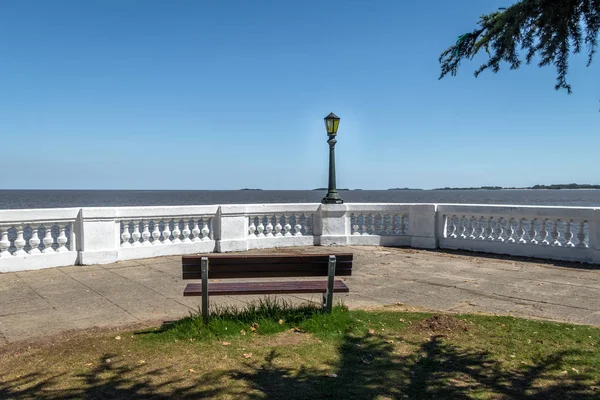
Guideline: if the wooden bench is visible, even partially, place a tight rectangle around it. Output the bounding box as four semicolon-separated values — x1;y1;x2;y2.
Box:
182;253;353;322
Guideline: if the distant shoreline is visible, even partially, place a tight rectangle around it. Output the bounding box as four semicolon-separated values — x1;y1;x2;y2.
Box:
428;184;600;191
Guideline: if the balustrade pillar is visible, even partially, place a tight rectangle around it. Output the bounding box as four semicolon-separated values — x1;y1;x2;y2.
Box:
56;224;69;253
29;226;41;254
182;219;192;243
192;219;201;242
162;221;172;244
201;218;210;241
131;221;142;247
172;220;181;244
121;223;132;247
152;222;162;245
0;226;11;258
42;225;56;253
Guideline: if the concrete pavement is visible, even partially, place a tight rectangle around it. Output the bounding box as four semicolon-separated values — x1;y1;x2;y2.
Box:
1;246;599;345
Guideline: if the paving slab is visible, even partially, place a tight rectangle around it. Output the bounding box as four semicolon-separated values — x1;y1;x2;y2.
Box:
0;245;599;345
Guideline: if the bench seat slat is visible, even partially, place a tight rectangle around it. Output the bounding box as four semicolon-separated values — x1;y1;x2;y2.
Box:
183;280;349;296
182;266;352;280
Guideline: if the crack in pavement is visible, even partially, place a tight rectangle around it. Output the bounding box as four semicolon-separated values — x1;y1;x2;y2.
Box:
58;269;140;321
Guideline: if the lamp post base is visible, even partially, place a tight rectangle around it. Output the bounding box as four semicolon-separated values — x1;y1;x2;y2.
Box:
321;196;344;205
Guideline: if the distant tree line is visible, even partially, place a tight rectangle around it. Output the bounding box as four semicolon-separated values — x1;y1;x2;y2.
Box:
530;184;600;189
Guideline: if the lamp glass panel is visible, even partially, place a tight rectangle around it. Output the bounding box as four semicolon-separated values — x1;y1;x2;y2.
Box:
325;119;334;133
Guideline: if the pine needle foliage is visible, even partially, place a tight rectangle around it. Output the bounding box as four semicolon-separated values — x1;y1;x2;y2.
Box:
439;0;600;93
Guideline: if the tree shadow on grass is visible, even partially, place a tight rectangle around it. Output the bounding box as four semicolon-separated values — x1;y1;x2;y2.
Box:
1;336;598;399
0;352;223;399
227;333;598;399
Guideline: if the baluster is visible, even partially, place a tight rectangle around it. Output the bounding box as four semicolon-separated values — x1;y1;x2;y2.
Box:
517;218;526;243
403;214;409;235
458;216;466;239
368;213;375;235
182;218;192;243
0;226;12;257
121;222;131;247
192;219;201;242
477;217;485;240
540;219;549;245
564;219;574;247
528;218;538;244
496;217;504;242
131;221;142;247
257;217;265;237
468;216;477;239
248;216;256;237
390;214;398;235
172;220;182;244
294;214;303;237
283;215;292;237
162;220;171;244
384;214;392;235
201;218;210;241
448;215;457;238
303;214;311;235
351;214;359;235
264;216;274;237
486;217;494;241
551;219;561;246
361;214;369;236
56;223;68;252
151;220;162;245
274;215;283;237
577;220;588;248
141;220;151;246
13;225;27;256
29;225;41;254
378;213;385;235
506;218;515;243
42;224;56;253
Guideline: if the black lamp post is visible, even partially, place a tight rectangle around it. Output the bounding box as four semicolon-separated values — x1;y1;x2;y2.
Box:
322;112;343;204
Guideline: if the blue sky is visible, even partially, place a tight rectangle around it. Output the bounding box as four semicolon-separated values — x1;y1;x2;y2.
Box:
0;0;598;190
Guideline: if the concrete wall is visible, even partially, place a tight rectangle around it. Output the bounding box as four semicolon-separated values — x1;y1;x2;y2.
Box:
0;203;598;272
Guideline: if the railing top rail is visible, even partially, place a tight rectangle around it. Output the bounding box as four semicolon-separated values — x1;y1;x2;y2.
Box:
0;208;81;224
436;204;598;219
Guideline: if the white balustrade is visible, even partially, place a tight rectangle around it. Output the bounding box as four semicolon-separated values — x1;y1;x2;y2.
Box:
1;203;599;272
248;213;313;238
0;213;78;272
438;204;596;264
120;216;212;247
350;212;408;236
444;213;589;248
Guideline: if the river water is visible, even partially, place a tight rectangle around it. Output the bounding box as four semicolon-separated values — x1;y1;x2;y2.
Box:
1;189;600;209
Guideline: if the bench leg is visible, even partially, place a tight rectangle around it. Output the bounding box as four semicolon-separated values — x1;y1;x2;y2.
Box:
322;255;336;313
201;257;209;324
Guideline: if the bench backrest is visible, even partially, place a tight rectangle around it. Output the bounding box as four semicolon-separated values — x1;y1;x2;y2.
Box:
182;253;353;279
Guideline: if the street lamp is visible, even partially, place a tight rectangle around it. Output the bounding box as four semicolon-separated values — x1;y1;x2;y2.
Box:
322;112;343;204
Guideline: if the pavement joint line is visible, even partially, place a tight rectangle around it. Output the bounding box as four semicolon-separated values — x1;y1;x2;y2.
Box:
489;292;598;311
0;307;56;318
57;268;140;321
104;266;197;312
456;267;600;283
16;275;53;308
410;278;598;311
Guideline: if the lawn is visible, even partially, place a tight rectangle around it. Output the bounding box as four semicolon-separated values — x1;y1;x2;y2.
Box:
1;299;599;399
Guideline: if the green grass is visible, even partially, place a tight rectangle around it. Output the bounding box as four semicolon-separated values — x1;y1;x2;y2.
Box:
1;299;599;399
142;297;357;342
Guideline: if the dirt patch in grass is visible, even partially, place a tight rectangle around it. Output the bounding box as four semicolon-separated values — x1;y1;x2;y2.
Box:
251;330;318;347
416;314;469;333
